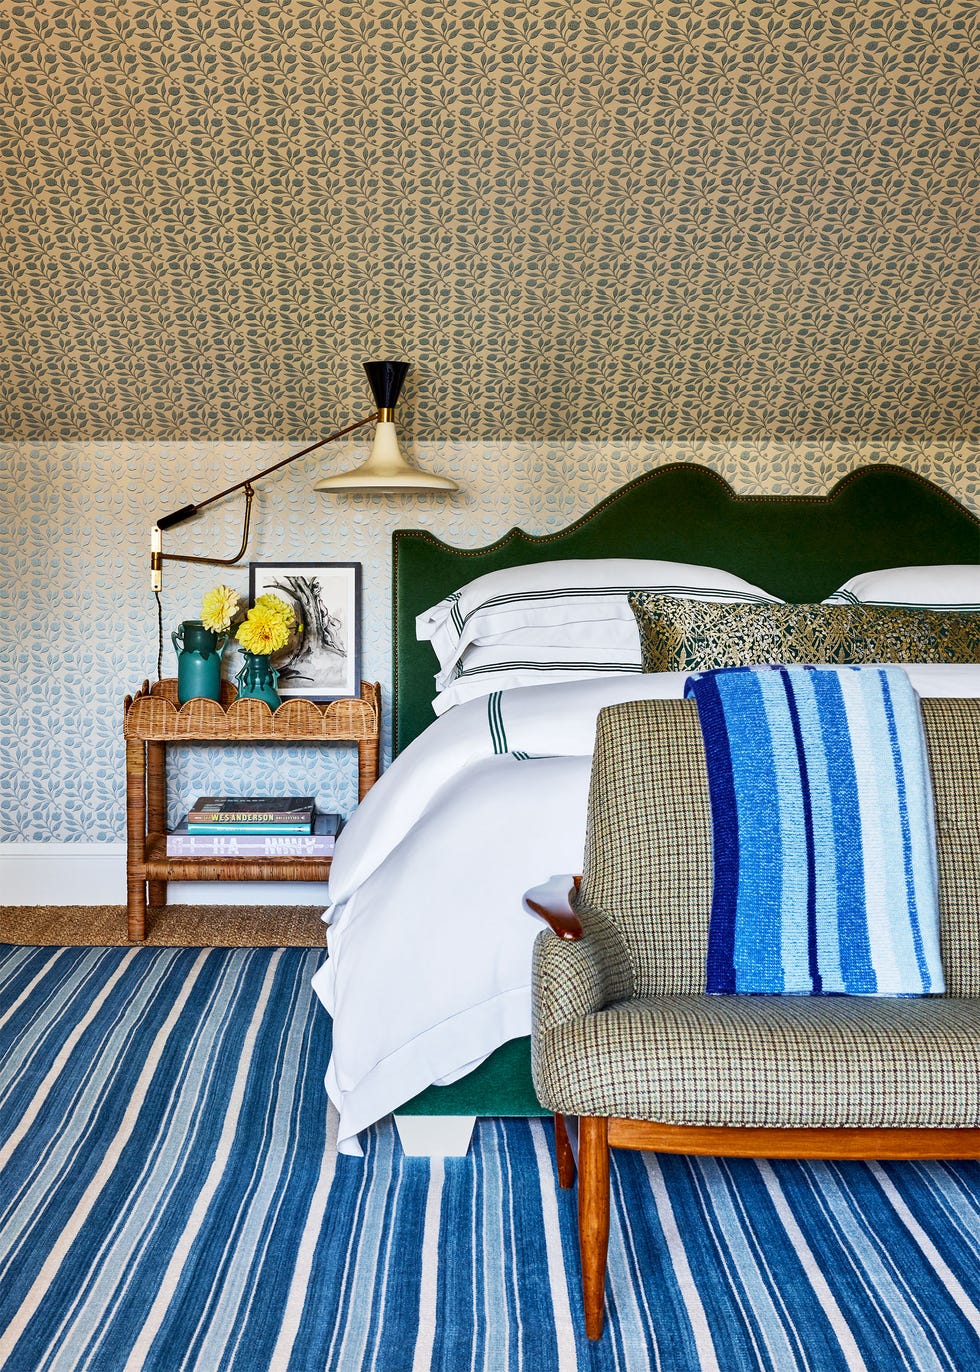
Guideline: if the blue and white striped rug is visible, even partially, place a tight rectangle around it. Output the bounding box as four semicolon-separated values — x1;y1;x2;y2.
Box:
1;945;979;1371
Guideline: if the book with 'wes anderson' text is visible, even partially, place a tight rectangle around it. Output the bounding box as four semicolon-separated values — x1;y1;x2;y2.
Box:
186;796;316;827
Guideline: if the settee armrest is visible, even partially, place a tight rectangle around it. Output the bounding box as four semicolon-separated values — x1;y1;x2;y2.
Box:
523;875;584;941
526;876;633;1027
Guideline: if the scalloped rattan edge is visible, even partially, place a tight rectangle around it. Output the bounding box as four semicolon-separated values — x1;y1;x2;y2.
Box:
124;678;380;742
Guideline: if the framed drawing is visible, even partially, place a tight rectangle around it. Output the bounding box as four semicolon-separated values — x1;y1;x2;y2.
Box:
248;562;361;701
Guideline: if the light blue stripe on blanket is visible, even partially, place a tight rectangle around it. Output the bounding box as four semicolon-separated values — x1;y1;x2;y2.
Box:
802;670;874;991
717;670;787;992
686;665;943;997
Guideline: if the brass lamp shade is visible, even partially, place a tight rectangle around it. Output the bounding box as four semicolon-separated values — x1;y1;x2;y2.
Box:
314;361;458;493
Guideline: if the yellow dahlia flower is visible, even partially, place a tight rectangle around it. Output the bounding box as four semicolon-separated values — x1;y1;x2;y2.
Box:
200;584;241;633
237;603;291;656
253;593;296;629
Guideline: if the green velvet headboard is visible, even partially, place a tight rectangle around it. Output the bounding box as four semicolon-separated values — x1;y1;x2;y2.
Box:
393;463;979;754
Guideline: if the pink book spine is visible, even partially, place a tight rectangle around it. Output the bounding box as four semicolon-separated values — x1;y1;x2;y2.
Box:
166;834;336;857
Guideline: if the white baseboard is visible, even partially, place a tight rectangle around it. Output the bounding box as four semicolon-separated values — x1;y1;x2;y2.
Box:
0;843;330;907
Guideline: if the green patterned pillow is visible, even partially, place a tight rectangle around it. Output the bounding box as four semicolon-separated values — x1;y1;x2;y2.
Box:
628;592;980;673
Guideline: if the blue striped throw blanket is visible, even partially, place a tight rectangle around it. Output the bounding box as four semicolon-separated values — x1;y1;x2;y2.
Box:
685;665;943;996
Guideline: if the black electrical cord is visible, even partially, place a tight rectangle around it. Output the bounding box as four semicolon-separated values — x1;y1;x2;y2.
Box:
154;588;163;682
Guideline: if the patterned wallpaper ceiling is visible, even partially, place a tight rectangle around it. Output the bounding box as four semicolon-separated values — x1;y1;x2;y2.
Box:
2;0;979;443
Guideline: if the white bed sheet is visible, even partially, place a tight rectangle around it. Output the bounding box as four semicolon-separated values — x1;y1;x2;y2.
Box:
312;664;980;1155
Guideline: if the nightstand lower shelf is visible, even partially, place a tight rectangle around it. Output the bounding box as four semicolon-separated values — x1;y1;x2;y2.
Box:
142;835;335;884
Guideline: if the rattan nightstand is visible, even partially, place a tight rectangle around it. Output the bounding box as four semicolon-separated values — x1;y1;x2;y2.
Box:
122;678;381;941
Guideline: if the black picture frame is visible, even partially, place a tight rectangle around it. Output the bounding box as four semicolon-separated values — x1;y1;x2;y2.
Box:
248;562;362;701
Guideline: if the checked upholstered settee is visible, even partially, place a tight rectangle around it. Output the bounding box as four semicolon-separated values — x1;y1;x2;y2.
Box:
525;696;980;1340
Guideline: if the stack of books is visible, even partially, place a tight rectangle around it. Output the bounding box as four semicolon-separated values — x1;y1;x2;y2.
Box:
167;796;343;857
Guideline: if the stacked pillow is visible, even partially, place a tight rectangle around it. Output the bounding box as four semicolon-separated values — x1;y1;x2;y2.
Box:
417;558;781;713
823;564;980;611
629;564;980;674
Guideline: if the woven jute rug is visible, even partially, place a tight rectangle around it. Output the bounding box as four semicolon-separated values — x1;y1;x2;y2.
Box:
0;904;327;947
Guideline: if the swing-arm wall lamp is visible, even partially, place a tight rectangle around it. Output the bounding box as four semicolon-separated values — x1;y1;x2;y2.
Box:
149;360;456;591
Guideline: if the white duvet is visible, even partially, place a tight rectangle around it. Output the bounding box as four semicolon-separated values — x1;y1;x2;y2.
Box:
312;664;980;1155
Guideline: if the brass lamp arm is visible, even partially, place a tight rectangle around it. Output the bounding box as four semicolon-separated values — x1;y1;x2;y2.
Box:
150;411;378;589
160;484;256;570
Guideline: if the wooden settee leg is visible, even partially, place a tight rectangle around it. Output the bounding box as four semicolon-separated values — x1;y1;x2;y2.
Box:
579;1115;610;1340
555;1113;576;1187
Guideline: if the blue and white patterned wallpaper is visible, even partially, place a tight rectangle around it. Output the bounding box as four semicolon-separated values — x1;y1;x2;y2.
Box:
0;437;976;842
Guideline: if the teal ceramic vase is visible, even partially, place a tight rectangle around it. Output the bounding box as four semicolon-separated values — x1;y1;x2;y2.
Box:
172;620;228;704
236;650;282;710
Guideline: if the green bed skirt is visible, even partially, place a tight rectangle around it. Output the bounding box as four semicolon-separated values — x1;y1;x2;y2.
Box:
396;1037;548;1117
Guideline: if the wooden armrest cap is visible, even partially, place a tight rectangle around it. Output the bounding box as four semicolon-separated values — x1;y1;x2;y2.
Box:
523;875;583;941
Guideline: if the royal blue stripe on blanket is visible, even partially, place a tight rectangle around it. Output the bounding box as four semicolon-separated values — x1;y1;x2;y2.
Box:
685;665;943;997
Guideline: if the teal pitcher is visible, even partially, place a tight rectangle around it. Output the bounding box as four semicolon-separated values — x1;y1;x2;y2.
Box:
235;650;282;710
172;620;228;704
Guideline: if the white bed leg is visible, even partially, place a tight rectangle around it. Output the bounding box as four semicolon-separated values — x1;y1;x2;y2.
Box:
394;1114;476;1157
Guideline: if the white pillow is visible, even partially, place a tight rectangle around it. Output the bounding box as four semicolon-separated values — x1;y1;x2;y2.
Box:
826;564;980;610
419;558;782;713
431;645;646;714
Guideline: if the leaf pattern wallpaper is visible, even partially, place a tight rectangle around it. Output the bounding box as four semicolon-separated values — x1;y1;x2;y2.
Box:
1;1;978;844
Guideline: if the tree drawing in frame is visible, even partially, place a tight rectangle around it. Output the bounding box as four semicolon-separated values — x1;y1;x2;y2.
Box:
249;563;361;700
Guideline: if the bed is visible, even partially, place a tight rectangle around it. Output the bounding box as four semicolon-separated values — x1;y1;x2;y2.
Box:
311;462;980;1156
